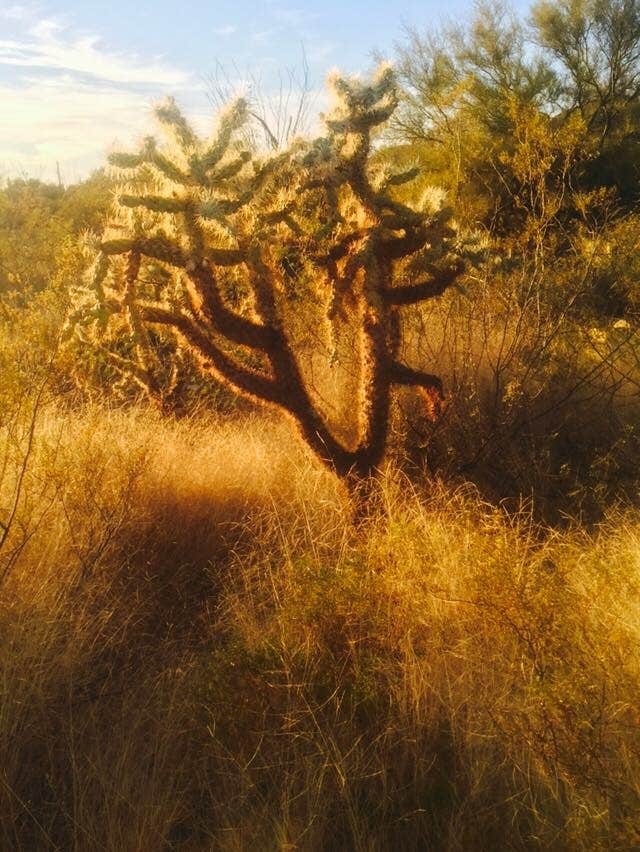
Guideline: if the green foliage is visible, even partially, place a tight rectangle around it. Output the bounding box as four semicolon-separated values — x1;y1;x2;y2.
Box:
382;0;640;516
0;173;111;302
394;0;640;231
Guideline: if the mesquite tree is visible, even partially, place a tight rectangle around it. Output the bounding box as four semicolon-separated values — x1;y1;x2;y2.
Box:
69;67;463;479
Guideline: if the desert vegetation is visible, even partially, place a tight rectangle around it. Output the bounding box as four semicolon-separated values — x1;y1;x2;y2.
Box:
2;0;640;848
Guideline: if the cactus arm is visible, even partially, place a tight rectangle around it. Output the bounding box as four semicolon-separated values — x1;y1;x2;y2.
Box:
155;98;198;149
137;303;280;404
198;194;253;220
312;232;363;266
382;225;433;260
109;145;191;186
198;100;248;174
101;237;187;268
187;263;277;352
258;205;301;233
118;194;189;214
100;239;250;280
205;248;245;266
390;361;444;397
390;361;445;421
121;252;164;397
353;252;395;473
383;263;464;305
208;151;251;182
101;243;269;350
99;348;160;396
380;167;420;191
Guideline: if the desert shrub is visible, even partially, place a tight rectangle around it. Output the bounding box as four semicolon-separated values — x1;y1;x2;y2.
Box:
381;227;640;521
0;174;111;302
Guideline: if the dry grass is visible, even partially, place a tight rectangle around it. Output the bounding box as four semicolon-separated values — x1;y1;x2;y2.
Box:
1;406;639;850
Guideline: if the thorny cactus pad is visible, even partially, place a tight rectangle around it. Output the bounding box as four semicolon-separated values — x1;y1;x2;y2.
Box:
69;67;464;479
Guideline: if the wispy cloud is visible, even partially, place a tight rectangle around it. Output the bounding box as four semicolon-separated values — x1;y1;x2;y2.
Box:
0;18;190;86
251;28;279;45
2;74;151;163
306;41;337;64
267;3;321;29
0;10;196;180
213;25;237;38
0;4;29;22
0;3;343;182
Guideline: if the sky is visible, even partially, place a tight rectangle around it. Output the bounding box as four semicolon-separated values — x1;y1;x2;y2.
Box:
1;0;526;183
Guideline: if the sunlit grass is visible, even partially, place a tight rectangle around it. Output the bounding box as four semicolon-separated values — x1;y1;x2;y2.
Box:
1;406;639;849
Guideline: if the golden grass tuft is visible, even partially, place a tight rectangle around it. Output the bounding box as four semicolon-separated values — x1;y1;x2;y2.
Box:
1;406;639;849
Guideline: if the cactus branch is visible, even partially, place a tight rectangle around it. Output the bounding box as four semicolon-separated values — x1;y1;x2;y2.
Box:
390;361;444;397
137;302;279;403
384;262;464;305
186;262;276;351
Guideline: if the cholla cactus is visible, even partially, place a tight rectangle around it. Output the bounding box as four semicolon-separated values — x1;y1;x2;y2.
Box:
70;67;463;479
